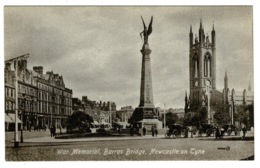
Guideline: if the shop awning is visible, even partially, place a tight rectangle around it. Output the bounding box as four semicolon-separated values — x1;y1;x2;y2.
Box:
5;113;22;123
5;113;13;123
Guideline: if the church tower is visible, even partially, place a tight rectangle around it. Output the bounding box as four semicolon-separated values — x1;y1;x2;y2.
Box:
189;19;216;110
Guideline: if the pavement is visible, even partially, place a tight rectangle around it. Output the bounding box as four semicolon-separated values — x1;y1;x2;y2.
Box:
10;134;165;143
7;130;254;143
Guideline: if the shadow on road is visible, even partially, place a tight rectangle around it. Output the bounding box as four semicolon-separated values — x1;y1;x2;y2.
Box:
5;142;78;149
198;136;254;141
240;155;254;160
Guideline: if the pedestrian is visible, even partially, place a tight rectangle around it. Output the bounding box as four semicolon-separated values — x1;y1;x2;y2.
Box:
50;125;53;137
130;125;134;136
215;126;221;139
151;125;155;137
242;126;247;140
184;128;188;138
198;126;202;137
53;125;56;137
221;127;225;138
142;126;146;136
154;126;158;137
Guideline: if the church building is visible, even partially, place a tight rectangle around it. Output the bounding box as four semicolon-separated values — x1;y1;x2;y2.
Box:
185;19;253;128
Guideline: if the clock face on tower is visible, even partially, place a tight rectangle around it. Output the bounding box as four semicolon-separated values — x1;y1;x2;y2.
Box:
194;81;198;87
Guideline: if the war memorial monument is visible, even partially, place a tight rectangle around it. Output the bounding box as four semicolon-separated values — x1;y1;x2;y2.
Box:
129;16;162;129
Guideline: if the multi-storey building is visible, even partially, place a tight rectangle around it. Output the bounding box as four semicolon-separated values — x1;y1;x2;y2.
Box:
4;58;73;130
33;66;73;128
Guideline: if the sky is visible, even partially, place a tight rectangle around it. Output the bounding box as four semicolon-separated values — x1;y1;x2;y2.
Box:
4;6;253;109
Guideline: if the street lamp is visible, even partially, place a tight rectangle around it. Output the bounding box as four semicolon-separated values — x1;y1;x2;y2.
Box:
20;94;26;143
5;53;29;148
205;80;211;124
164;103;166;129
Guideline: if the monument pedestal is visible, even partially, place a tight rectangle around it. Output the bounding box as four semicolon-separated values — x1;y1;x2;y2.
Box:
131;107;162;129
138;119;162;130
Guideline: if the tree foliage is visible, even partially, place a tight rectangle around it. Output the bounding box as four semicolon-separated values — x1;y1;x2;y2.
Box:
183;107;207;127
165;112;178;126
234;105;249;127
213;110;231;126
67;111;94;130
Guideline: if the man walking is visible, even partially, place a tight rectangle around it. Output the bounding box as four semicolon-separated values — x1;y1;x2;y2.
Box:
242;126;247;140
142;126;146;136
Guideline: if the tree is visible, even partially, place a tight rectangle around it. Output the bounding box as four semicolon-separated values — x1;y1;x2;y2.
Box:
234;105;249;128
165;112;178;126
183;112;193;126
213;110;231;126
246;103;254;128
67;111;94;131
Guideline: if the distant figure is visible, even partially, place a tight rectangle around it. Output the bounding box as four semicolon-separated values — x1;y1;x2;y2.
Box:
242;126;247;140
198;126;202;137
154;126;158;137
142;126;147;136
53;125;56;137
151;125;155;137
50;125;56;137
215;126;221;139
50;125;53;137
184;128;188;138
130;125;134;136
221;127;225;138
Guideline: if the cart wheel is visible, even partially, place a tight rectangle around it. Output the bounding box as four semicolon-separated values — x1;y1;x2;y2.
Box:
165;132;170;139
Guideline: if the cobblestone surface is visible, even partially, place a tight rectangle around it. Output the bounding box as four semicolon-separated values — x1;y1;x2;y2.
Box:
5;132;254;161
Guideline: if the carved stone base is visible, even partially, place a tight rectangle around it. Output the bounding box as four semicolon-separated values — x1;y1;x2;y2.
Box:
138;119;163;130
130;107;162;129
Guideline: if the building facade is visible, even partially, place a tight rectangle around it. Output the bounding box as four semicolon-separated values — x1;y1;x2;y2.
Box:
188;19;216;111
4;58;73;130
115;106;134;123
33;66;73;128
72;96;117;124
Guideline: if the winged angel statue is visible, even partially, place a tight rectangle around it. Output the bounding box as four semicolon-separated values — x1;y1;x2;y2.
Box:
140;16;153;44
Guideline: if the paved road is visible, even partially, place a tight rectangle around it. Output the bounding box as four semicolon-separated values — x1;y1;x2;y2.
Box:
5;132;254;161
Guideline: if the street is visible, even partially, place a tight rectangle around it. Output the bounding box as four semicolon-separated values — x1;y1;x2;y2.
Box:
5;131;254;161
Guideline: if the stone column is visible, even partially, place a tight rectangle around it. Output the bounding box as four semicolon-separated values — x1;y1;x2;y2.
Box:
139;43;154;108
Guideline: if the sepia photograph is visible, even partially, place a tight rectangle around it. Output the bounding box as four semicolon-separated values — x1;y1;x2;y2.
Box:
3;5;255;162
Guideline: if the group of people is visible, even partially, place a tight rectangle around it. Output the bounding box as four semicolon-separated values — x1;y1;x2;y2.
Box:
141;125;158;137
214;125;247;139
129;125;158;137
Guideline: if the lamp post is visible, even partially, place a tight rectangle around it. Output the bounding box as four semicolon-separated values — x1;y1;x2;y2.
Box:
5;53;29;148
205;80;211;124
20;94;26;143
109;103;112;127
164;103;166;129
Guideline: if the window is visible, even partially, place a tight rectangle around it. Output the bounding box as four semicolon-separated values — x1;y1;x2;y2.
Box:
7;88;9;96
193;55;199;78
204;53;211;77
6;102;8;110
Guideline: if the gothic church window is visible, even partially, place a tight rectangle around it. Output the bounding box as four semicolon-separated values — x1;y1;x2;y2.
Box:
204;53;211;77
193;54;199;78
